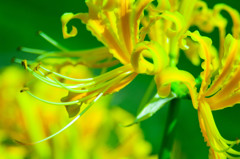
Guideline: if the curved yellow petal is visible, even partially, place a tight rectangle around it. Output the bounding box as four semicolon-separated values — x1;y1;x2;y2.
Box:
186;31;213;99
206;34;239;97
183;37;201;66
193;2;211;29
207;65;240;109
131;41;169;75
214;4;240;39
207;93;240;111
61;13;88;39
178;0;197;30
61;4;131;64
133;0;153;44
156;0;170;11
116;0;135;53
102;0;119;10
160;11;185;37
154;67;198;108
86;19;131;64
198;102;240;158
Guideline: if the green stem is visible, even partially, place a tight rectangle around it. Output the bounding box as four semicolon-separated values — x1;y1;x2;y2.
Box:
137;78;155;113
169;37;179;67
158;98;179;159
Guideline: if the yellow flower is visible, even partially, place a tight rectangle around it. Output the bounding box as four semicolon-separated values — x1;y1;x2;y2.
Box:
14;0;240;157
156;31;240;158
17;0;171;107
15;0;171;142
141;0;197;65
0;66;157;159
143;0;240;67
61;0;169;70
150;2;240;157
17;0;207;114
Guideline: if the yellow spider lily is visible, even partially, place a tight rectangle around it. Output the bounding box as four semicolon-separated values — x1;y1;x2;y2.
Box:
15;0;240;157
156;31;240;158
143;0;240;67
148;3;240;157
141;0;197;65
16;0;171;143
17;0;170;107
18;0;205;112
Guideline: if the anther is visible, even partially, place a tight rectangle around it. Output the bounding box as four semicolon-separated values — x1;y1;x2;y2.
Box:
20;87;29;93
11;57;16;63
36;30;42;35
33;62;42;71
15;139;34;145
236;137;239;145
44;72;53;76
21;60;28;69
17;46;22;51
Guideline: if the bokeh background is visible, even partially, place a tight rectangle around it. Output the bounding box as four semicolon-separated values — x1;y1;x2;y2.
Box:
0;0;240;158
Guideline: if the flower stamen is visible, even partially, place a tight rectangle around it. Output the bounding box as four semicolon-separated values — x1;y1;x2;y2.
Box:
18;47;47;55
37;31;68;51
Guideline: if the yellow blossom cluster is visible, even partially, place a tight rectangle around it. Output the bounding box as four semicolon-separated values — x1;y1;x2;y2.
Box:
15;0;240;158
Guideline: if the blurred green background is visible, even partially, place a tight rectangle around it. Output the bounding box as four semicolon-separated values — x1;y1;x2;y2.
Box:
1;0;240;158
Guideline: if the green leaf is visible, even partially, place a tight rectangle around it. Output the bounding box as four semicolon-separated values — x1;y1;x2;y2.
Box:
123;92;177;127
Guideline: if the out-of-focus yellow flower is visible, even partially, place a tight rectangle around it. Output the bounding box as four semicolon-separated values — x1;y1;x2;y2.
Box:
0;66;156;159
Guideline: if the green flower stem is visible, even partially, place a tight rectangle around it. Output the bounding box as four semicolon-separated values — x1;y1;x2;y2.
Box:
158;98;179;159
137;78;156;113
